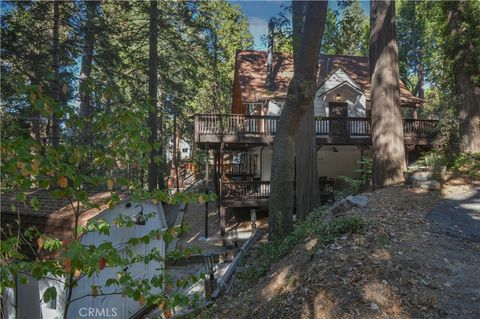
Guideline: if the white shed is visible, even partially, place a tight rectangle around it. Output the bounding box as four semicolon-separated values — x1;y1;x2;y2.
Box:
1;193;167;319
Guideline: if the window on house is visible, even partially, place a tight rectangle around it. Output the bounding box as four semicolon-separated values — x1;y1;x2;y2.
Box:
182;148;188;153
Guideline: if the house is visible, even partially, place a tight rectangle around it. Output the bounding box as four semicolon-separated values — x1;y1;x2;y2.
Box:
166;138;193;162
1;190;167;319
194;50;439;236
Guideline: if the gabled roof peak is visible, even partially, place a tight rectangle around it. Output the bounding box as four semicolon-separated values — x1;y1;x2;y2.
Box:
233;50;422;107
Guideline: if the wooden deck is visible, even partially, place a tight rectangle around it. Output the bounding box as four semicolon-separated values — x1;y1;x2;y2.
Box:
196;113;439;236
194;114;439;147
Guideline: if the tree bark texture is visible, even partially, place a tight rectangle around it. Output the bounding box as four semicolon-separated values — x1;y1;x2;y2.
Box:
79;0;98;146
147;0;159;191
30;77;42;143
50;0;60;146
295;102;319;220
369;0;406;189
268;1;327;240
447;1;480;154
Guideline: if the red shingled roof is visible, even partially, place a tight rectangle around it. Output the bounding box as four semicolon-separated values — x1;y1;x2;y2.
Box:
1;190;126;258
234;50;422;106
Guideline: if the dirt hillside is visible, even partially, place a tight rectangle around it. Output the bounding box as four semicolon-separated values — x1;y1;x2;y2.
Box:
198;182;480;319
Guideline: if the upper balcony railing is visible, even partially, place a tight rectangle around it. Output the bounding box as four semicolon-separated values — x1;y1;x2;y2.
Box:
195;114;439;143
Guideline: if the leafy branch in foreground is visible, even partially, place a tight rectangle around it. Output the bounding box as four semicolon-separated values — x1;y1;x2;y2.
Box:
0;83;216;318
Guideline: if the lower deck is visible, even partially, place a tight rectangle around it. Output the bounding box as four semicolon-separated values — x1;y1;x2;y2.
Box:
203;142;430;236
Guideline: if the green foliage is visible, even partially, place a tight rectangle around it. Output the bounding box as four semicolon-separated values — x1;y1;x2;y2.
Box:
397;0;428;93
451;153;480;179
237;210;363;286
259;4;293;54
321;9;339;55
413;150;480;180
0;83;218;315
356;158;373;186
266;1;369;56
416;151;447;169
411;150;447;180
334;0;369;56
42;286;57;304
336;175;362;198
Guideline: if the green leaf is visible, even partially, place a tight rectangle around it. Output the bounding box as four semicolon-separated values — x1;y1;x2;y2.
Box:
39;179;51;189
30;196;40;211
16;192;26;202
43;286;57;303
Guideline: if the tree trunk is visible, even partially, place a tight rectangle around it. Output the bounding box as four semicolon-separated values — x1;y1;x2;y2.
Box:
147;0;159;191
79;0;98;146
269;1;327;240
157;103;166;189
212;31;219;112
447;1;480;154
369;0;406;189
173;113;180;192
50;0;60;146
295;102;319;220
414;51;424;99
412;2;424;100
30;77;42;144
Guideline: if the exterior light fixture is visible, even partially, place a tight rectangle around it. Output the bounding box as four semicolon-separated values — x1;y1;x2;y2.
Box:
133;204;146;225
335;94;342;102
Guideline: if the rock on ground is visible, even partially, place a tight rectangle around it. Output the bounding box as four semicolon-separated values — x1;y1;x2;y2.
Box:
332;195;369;215
416;180;441;191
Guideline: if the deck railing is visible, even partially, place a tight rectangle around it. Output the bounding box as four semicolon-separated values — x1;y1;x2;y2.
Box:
222;181;270;200
195;114;438;140
402;119;439;137
222;163;256;175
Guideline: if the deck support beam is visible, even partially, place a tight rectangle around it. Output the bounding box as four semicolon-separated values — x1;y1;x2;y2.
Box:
219;143;226;238
204;143;209;238
220;206;226;238
405;144;416;166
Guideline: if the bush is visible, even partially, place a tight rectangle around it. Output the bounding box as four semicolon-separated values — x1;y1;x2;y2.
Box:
336;175;362;198
414;150;480;180
356;158;373;186
451;152;480;179
416;151;447;168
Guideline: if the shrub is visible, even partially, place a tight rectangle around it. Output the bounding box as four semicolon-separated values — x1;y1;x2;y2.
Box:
336;175;362;198
356;158;373;186
451;152;480;179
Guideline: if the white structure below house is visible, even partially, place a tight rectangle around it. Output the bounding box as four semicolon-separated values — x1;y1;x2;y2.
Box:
3;200;167;319
166;138;192;162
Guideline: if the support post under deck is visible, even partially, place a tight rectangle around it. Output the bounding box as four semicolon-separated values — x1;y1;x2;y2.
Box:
204;143;209;238
219;143;226;237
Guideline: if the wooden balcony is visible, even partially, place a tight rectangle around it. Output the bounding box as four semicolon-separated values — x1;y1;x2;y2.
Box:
220;179;335;208
194;114;439;147
222;181;270;207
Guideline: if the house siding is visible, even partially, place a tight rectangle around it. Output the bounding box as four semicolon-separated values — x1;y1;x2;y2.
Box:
314;69;367;117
